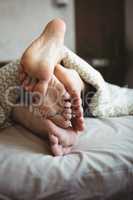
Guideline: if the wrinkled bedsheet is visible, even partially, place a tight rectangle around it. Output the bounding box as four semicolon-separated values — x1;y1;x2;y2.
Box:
0;116;133;200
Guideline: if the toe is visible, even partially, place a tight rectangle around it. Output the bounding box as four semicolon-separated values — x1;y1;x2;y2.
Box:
71;92;82;118
63;108;72;120
71;95;82;109
72;116;85;132
25;78;37;92
49;134;58;145
63;92;71;101
64;101;71;108
50;115;71;129
72;106;83;118
19;72;27;83
63;112;72;120
51;144;63;156
64;108;72;114
78;117;85;131
72;94;83;117
22;75;31;89
59;100;71;109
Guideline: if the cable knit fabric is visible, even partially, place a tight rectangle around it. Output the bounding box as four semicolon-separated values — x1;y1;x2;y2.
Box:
0;60;20;128
62;46;133;117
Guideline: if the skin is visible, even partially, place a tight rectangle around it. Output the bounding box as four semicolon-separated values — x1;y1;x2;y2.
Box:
31;74;73;129
20;18;66;95
12;106;78;156
13;66;85;156
20;18;84;131
15;18;86;155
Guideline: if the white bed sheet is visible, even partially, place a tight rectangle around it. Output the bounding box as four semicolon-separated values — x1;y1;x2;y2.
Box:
0;116;133;200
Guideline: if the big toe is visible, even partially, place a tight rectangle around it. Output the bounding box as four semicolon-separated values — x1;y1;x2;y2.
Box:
49;134;63;156
71;91;83;118
49;134;58;145
72;116;85;132
71;91;81;108
51;144;63;156
44;18;66;39
63;108;72;120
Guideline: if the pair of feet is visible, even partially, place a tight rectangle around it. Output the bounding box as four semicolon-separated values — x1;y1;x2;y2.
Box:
19;18;85;156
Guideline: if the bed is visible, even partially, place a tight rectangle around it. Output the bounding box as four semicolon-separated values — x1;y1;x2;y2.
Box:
0;116;133;200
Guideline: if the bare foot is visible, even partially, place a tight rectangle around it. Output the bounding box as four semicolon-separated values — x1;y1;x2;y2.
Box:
20;18;66;95
32;75;73;129
12;106;77;156
48;120;78;156
55;64;85;131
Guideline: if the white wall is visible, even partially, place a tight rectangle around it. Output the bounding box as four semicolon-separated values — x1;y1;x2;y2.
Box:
0;0;75;61
125;0;133;87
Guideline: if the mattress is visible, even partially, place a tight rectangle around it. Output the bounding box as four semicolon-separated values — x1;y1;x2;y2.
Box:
0;116;133;200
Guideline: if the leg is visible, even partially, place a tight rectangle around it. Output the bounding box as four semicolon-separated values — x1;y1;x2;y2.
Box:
12;106;49;138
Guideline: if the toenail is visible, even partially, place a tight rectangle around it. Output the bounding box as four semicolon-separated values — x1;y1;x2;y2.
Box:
72;114;76;118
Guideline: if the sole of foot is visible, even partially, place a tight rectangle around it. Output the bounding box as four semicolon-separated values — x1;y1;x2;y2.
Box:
32;75;73;129
20;18;66;94
55;64;85;131
47;120;77;156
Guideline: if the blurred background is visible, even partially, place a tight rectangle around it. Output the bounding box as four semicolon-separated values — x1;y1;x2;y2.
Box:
0;0;132;87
